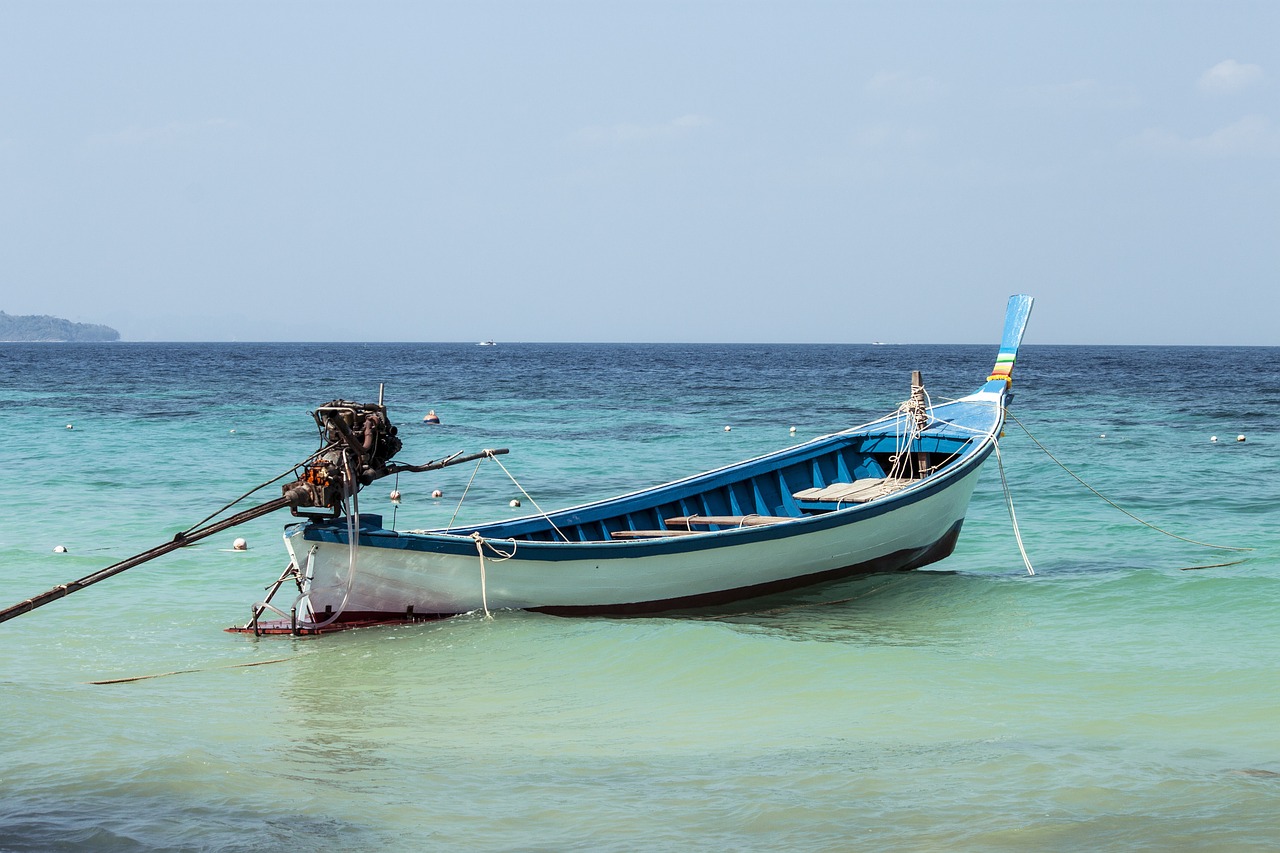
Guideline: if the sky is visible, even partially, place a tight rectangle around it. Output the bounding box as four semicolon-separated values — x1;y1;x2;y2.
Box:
1;1;1277;344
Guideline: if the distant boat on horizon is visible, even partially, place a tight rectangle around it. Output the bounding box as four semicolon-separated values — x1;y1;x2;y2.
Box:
478;340;496;346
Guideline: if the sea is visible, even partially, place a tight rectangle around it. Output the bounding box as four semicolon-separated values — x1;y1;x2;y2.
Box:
0;341;1277;852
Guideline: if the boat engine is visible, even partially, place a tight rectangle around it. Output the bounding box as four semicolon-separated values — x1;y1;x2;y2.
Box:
0;391;507;628
282;400;403;515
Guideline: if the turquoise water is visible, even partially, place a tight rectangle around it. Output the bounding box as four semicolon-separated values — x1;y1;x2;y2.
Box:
2;342;1278;851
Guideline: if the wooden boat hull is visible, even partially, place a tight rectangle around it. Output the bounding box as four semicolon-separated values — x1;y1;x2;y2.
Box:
268;295;1033;629
285;450;987;621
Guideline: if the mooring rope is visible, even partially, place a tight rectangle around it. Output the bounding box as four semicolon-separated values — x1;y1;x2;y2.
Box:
471;533;492;619
88;657;293;685
1004;411;1253;553
888;385;934;481
469;533;516;619
446;458;485;530
994;440;1035;575
1180;559;1250;571
486;454;570;542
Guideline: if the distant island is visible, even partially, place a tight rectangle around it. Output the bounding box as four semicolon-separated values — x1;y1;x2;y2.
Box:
0;311;120;342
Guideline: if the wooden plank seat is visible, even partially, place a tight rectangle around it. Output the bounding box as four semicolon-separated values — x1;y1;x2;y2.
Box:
609;529;699;539
609;514;794;540
665;515;794;529
792;478;915;508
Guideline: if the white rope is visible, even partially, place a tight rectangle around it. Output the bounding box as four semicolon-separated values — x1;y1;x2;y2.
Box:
471;532;492;619
883;389;1031;573
994;440;1035;576
926;395;1003;438
446;458;485;530
887;384;934;480
469;533;517;620
345;450;360;583
928;401;1250;574
293;450;362;631
1004;410;1253;553
486;454;570;542
443;452;569;541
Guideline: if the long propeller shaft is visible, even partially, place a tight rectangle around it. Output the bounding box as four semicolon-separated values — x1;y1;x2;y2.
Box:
0;496;293;626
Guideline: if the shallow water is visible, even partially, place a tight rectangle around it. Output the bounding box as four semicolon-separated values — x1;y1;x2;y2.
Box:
1;342;1278;851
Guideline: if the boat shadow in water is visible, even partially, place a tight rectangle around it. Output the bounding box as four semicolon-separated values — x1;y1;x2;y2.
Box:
670;568;1029;648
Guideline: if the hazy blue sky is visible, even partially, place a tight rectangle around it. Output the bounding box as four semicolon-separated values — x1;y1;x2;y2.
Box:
2;1;1276;344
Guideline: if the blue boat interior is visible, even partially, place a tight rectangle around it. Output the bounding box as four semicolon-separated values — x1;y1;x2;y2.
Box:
458;425;979;544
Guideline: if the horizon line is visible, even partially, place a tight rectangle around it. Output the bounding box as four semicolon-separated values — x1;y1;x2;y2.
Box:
3;340;1274;348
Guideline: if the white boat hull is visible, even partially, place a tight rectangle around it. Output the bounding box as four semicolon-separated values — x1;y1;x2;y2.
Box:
286;456;985;621
239;295;1034;632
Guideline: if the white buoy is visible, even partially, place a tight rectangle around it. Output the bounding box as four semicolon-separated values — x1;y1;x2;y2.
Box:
510;499;521;508
232;538;248;551
432;489;443;499
1100;434;1106;439
1237;434;1246;442
789;426;796;434
66;424;73;430
229;429;236;434
53;545;68;553
1211;435;1218;442
724;425;731;432
389;489;402;504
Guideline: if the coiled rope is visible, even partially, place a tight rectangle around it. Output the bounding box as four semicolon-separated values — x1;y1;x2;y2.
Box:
888;386;932;481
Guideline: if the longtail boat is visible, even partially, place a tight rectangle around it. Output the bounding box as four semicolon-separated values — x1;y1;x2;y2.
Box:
238;294;1034;633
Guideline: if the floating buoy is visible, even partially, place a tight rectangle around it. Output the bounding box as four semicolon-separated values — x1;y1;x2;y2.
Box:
1099;433;1106;439
1211;435;1218;442
789;426;796;434
389;489;402;504
423;410;441;424
724;425;731;432
53;545;67;553
229;429;236;434
232;538;248;551
1237;434;1246;442
510;499;521;508
432;489;443;499
66;424;73;430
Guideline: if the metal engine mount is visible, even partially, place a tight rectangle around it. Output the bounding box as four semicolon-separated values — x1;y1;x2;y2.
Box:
282;400;403;515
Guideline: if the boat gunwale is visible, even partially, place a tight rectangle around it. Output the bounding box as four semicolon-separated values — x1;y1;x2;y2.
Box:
455;386;1002;535
294;388;1007;560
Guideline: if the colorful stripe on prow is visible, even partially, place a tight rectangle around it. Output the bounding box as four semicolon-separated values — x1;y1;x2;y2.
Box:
987;294;1035;386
